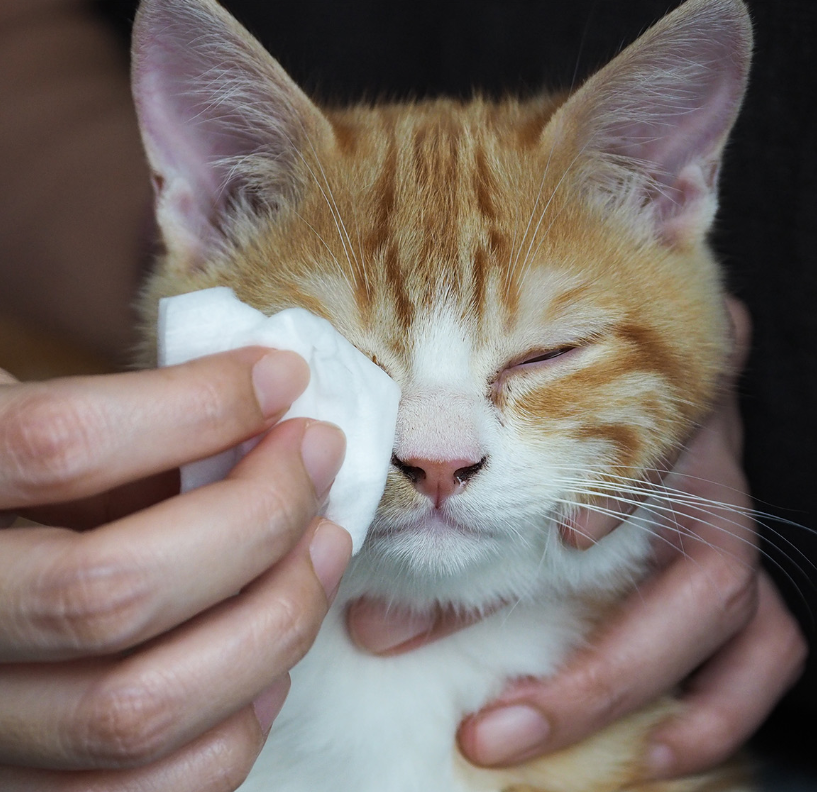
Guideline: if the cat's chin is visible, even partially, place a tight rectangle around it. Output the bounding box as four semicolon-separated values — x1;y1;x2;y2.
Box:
344;509;657;611
362;514;501;579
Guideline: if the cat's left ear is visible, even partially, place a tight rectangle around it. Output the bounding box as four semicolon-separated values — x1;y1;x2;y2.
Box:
549;0;752;247
132;0;334;269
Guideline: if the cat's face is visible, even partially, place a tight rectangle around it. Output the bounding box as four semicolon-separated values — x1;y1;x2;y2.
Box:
134;0;751;607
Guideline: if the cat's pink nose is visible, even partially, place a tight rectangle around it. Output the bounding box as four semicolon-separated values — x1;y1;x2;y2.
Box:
392;455;487;508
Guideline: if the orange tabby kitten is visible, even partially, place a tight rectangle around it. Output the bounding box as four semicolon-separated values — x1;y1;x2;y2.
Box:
132;0;753;789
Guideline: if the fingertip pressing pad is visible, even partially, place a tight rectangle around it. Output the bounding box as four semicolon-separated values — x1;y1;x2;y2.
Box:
157;287;401;553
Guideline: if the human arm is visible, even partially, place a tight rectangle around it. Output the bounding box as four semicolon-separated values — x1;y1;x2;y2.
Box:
0;0;151;365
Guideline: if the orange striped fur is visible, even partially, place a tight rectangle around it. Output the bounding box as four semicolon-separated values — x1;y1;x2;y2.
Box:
142;90;729;505
133;0;754;789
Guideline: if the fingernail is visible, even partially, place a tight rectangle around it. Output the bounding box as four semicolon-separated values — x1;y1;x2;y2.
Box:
252;351;310;419
347;601;436;655
646;743;675;777
470;705;551;766
310;520;352;601
301;422;346;501
252;675;291;736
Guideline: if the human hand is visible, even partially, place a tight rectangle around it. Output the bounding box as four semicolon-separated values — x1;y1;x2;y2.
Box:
347;298;807;781
0;348;351;791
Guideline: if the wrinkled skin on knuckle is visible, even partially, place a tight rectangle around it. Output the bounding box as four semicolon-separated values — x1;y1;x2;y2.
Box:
562;657;628;731
186;377;231;428
260;580;323;673
74;673;179;768
179;369;256;442
30;546;154;656
705;553;759;636
258;479;314;547
196;718;262;792
233;468;315;551
0;388;109;499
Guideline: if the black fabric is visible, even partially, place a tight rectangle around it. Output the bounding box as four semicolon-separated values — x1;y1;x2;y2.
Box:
97;0;817;770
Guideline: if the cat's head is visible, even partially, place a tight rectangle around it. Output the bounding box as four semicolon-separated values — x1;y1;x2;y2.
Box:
133;0;751;609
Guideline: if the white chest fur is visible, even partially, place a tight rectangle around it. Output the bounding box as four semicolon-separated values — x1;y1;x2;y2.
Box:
243;591;597;792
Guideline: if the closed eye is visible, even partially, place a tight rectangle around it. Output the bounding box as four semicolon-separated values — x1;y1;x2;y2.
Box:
490;343;585;396
518;346;577;366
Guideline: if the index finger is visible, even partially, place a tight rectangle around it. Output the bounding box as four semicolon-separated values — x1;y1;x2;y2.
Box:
0;347;309;510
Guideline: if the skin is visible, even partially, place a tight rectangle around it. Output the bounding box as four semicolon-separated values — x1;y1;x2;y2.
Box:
347;298;808;782
0;347;352;791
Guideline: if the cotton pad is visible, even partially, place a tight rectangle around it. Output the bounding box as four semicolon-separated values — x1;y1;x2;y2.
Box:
158;287;401;553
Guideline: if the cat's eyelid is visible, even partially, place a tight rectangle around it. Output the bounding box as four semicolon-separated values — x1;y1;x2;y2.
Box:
510;335;594;370
490;338;592;392
521;346;578;365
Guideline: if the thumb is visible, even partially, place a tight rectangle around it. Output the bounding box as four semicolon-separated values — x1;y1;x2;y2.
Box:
346;598;487;656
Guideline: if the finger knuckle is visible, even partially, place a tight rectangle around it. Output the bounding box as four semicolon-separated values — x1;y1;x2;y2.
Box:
237;477;310;550
30;547;153;654
705;553;759;631
175;367;249;439
185;377;230;428
777;611;809;682
196;721;260;792
258;482;310;544
566;659;627;725
74;673;177;767
262;584;321;670
1;389;106;496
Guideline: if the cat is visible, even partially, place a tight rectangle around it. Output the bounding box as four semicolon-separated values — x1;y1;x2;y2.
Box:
132;0;754;790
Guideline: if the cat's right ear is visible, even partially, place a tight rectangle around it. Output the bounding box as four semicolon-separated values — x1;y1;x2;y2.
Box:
132;0;333;270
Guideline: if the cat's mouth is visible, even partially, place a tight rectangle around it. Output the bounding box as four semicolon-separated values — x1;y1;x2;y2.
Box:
363;506;507;580
370;510;492;540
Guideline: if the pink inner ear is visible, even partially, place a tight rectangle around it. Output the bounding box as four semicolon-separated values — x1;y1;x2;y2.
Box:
567;0;752;243
608;33;745;185
131;0;321;264
136;59;223;238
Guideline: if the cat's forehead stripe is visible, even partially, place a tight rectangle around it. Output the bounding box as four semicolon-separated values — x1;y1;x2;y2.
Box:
473;145;499;222
340;102;544;339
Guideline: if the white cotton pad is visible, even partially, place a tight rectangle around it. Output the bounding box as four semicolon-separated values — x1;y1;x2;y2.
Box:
157;286;401;553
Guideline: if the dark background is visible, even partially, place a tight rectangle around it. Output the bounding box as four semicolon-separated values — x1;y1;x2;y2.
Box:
97;0;817;772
